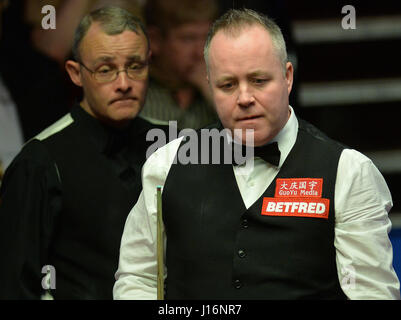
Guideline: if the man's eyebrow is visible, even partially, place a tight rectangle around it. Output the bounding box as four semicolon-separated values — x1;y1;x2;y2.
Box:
126;55;145;62
215;75;235;83
248;70;270;77
215;71;270;84
92;55;145;65
92;56;115;65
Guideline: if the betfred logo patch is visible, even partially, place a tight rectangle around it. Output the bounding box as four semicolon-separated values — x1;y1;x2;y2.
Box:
275;178;323;198
261;197;330;219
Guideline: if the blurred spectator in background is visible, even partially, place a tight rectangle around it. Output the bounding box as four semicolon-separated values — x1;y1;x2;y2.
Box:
28;0;144;66
140;0;219;129
0;0;72;178
0;0;24;179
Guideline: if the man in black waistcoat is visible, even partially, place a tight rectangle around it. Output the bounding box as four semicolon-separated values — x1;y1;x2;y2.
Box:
114;9;400;299
0;6;158;299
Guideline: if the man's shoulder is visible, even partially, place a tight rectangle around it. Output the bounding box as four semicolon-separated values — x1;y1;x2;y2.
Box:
3;113;75;179
4;139;55;178
31;112;75;143
297;118;347;151
136;116;169;135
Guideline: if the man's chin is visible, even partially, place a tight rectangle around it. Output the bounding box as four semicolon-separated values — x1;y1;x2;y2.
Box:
111;100;140;115
231;128;274;147
108;108;140;127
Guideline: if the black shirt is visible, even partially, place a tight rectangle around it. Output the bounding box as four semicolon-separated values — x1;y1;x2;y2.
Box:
0;105;159;299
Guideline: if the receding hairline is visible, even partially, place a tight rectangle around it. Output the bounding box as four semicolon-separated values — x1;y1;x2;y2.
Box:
72;6;149;61
76;22;149;62
207;23;281;69
208;23;274;49
83;21;148;45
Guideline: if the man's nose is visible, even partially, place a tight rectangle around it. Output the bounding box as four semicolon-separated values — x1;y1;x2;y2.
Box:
237;84;255;107
115;71;131;92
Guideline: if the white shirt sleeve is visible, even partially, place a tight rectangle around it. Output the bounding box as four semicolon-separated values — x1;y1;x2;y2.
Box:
113;137;183;300
335;149;400;299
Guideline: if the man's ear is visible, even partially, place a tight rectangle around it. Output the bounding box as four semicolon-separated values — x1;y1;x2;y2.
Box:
65;60;83;87
285;62;294;95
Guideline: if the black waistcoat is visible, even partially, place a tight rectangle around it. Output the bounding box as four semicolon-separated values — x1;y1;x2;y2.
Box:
162;119;347;300
41;114;152;299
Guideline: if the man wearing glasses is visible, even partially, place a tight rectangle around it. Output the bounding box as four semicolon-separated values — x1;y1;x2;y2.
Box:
0;6;156;299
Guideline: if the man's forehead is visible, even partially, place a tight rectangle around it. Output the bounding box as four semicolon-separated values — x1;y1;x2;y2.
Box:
208;25;278;78
83;22;145;45
80;23;148;61
210;27;270;63
210;24;271;51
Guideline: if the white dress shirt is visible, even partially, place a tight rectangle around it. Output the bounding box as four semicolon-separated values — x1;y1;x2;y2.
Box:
114;107;400;300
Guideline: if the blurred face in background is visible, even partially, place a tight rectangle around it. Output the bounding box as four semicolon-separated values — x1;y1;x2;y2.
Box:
151;20;211;85
0;0;9;38
66;22;150;127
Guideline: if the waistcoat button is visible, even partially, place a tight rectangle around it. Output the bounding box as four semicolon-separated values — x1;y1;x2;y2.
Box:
233;279;242;289
238;249;246;258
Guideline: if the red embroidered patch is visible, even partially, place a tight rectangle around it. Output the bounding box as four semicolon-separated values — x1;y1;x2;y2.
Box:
261;197;330;219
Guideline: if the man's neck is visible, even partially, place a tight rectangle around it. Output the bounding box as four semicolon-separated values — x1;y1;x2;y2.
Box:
150;62;196;109
174;87;194;110
79;101;130;130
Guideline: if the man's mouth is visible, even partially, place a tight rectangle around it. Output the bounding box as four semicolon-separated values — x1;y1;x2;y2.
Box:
109;97;137;105
238;115;263;121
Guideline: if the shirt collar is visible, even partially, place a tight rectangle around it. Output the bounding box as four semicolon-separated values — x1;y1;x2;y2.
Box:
220;105;298;168
270;105;299;168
